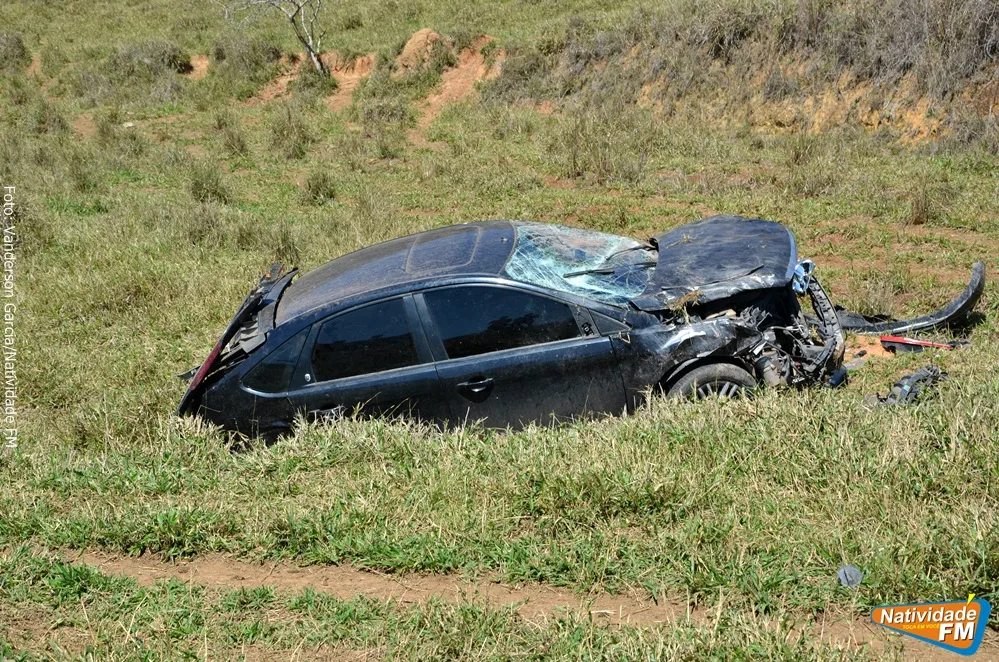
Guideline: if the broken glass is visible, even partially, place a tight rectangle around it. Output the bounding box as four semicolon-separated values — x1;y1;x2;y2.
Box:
503;222;654;305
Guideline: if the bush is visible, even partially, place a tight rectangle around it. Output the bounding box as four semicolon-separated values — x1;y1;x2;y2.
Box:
212;109;249;156
946;109;999;155
485;0;999;110
188;165;231;204
273;224;301;264
340;12;364;31
185;202;227;248
0;32;29;71
68;39;191;105
292;64;340;96
26;99;68;135
208;36;283;100
68;149;100;193
108;39;192;79
94;107;146;158
269;102;314;159
301;170;337;205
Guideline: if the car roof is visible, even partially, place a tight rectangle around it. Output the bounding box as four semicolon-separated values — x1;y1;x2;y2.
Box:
276;220;517;324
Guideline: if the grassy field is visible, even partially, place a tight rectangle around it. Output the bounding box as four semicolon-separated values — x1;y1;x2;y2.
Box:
1;0;998;659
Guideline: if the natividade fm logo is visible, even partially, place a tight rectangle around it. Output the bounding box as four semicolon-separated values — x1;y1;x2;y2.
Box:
871;597;991;656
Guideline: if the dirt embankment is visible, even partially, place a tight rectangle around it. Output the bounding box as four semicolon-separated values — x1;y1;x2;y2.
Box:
236;28;503;132
324;51;376;111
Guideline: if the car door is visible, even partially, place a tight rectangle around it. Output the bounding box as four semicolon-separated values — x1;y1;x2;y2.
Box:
416;284;628;428
283;295;450;424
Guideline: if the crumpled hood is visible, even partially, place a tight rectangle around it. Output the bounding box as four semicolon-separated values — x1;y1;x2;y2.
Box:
630;215;797;311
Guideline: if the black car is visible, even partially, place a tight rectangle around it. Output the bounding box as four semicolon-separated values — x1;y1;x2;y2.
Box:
178;216;985;438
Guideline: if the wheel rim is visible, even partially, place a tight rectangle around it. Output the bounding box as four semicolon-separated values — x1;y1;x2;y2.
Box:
695;380;742;399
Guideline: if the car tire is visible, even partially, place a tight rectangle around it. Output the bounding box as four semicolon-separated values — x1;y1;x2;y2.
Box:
666;363;757;400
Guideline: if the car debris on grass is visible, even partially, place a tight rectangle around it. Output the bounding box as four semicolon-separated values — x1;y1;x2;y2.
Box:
177;215;986;438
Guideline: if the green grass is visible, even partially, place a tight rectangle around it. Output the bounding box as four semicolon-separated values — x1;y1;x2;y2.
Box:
1;0;998;658
1;548;887;661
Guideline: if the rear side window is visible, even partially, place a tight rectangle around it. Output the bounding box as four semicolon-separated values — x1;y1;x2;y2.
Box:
423;286;580;359
312;299;419;382
243;328;309;393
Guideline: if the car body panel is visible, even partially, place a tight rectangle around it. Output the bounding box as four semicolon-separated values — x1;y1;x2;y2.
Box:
631;215;796;311
412;283;629;426
276;221;517;324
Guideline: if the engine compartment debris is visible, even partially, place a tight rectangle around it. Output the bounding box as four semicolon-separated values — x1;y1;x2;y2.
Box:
864;366;948;406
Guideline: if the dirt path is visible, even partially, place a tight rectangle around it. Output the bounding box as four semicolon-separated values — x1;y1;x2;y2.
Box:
66;550;992;659
78;550;685;626
27;52;42;77
407;36;503;148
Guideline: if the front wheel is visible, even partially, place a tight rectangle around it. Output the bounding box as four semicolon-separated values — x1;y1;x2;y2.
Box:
666;363;757;400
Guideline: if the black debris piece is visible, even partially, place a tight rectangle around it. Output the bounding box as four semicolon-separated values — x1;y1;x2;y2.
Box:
865;366;947;406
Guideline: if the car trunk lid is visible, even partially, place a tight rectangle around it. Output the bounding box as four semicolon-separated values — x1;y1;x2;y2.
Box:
177;263;297;415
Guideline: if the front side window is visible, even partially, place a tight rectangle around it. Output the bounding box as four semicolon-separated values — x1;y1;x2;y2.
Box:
243;328;309;393
312;299;419;382
423;286;580;360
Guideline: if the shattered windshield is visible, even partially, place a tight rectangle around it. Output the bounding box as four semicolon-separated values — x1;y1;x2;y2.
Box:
502;222;654;305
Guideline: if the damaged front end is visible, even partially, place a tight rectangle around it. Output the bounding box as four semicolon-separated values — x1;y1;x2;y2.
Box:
627;215;984;394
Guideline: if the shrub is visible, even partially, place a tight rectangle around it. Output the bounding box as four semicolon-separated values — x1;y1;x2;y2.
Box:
108;39;192;79
0;32;29;71
550;101;659;184
208;35;283;100
188;165;231;204
269;102;314;159
946;109;999;155
94;107;146;158
68;149;100;193
273;224;301;264
185;202;227;248
301;170;337;205
212;109;249;156
292;64;340;96
340;11;364;30
27;99;68;135
68;39;191;105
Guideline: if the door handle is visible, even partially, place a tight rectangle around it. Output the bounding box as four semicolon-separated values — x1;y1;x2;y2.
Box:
456;377;494;403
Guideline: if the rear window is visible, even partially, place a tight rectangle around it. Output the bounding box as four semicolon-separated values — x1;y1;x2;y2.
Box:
243;328;309;393
311;299;420;382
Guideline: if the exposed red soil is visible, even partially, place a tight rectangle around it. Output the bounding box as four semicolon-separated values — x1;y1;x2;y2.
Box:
846;334;896;359
324;52;376;112
63;550;991;659
417;37;496;129
242;56;304;106
395;28;443;73
186;54;209;81
71;113;95;138
541;174;575;190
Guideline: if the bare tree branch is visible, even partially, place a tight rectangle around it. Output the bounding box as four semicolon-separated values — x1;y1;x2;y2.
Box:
218;0;334;75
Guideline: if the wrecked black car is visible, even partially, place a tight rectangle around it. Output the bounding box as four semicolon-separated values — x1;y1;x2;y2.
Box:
178;215;985;438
